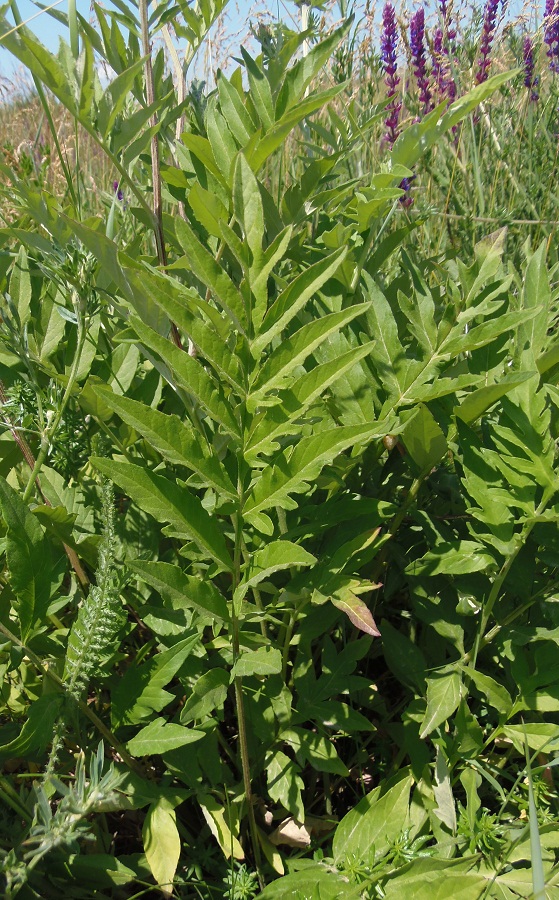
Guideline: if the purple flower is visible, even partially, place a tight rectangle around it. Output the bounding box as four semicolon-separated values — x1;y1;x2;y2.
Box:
475;0;499;84
523;35;539;101
381;2;401;148
432;27;456;102
410;8;432;115
113;180;124;202
438;0;456;43
399;175;416;208
544;0;559;73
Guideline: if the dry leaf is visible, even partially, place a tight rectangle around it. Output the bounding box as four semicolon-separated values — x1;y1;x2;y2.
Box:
269;817;311;848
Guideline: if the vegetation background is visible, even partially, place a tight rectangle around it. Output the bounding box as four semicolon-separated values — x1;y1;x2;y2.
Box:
0;0;558;897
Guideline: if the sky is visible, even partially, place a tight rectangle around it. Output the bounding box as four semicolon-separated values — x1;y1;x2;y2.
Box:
0;0;306;80
0;0;543;84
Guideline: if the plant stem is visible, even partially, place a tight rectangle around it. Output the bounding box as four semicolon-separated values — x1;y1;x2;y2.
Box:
231;478;264;887
370;472;426;584
465;486;554;668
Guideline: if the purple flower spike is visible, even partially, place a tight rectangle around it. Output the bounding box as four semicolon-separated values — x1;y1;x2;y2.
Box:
544;0;559;73
410;8;432;115
381;2;401;148
432;27;456;102
438;0;456;42
475;0;500;84
523;35;539;101
113;180;124;202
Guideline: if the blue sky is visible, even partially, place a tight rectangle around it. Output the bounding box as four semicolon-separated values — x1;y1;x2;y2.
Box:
0;0;306;77
0;0;543;81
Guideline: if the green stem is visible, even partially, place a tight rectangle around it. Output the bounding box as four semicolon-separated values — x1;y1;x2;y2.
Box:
350;200;398;292
231;479;264;888
23;303;87;504
252;586;268;640
370;472;426;584
466;486;555;668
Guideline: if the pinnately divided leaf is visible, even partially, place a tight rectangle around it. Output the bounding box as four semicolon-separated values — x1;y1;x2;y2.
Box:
251;248;347;353
91;387;236;497
129;317;241;438
243;421;393;520
91;458;233;571
248;302;371;409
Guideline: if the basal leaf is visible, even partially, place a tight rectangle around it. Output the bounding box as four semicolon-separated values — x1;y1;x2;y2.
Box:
197;793;244;859
143;801;181;893
333;771;413;863
501;724;559;754
384;862;486;899
258;865;360;899
433;746;456;832
266;749;305;822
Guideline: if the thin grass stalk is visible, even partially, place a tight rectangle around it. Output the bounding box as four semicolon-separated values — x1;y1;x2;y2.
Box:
8;0;78;210
524;728;547;900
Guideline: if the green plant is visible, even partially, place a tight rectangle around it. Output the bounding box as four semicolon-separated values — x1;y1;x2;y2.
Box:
0;1;558;898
